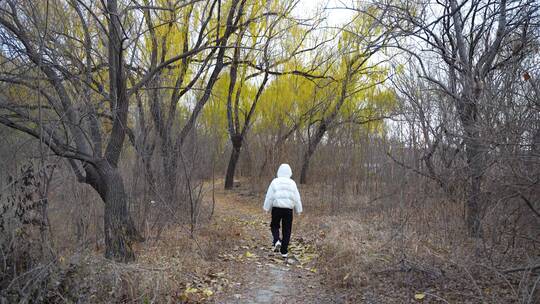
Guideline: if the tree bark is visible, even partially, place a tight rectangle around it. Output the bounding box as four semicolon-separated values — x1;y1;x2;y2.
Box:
299;149;313;185
463;126;483;237
300;121;327;184
162;143;178;203
224;135;243;189
87;161;137;262
458;94;483;237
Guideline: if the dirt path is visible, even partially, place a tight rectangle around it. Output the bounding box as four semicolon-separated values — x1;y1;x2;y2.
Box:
210;188;344;304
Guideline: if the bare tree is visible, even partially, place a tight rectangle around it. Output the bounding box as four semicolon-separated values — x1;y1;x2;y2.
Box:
136;0;245;207
0;0;219;261
385;0;539;236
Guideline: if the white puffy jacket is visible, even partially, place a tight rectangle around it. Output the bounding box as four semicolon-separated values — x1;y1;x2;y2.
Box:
263;164;303;214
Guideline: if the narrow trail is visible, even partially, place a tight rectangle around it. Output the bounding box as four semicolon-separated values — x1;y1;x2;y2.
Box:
210;187;344;304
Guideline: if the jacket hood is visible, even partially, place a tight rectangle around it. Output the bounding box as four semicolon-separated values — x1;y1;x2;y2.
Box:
277;164;292;178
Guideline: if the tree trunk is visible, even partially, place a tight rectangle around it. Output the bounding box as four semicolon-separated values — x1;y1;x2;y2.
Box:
224;135;242;189
299;148;313;184
88;161;138;262
458;94;483;237
300;122;327;184
162;143;178;204
464;132;483;237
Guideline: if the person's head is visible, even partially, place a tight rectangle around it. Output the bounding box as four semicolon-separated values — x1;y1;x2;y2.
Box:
276;163;292;178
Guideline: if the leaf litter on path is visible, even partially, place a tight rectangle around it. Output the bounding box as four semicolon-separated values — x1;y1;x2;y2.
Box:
208;188;341;303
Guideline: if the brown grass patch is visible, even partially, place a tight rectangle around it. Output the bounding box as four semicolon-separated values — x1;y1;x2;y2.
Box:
291;183;540;303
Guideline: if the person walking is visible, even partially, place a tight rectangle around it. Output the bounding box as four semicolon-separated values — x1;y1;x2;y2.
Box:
263;164;303;258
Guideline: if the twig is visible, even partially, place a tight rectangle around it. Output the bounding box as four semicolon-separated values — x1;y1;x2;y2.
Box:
210;157;216;220
503;264;540;274
519;194;540;218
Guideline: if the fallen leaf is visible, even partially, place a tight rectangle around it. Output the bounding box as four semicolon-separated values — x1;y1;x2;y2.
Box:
202;288;213;297
179;294;188;302
414;293;425;300
209;272;225;278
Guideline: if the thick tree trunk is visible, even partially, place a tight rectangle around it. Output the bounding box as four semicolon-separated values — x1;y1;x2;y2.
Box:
300;147;314;185
458;94;483;237
224;136;242;189
464;131;483;237
162;143;178;204
88;161;138;262
300;122;327;184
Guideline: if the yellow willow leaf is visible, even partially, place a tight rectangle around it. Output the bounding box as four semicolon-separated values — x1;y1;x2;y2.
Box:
185;287;198;294
245;251;254;258
414;293;425;300
202;288;213;297
309;268;317;273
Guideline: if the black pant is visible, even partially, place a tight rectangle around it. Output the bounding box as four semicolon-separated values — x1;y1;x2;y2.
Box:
270;207;293;254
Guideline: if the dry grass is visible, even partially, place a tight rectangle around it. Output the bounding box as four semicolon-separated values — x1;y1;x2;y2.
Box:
32;195;245;303
11;175;538;303
294;183;540;303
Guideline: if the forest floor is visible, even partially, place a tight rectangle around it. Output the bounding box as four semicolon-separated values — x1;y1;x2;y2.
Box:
208;186;345;303
58;180;538;303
